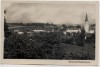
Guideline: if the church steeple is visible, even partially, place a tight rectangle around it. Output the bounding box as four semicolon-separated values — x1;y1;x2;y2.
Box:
85;13;88;22
84;13;89;33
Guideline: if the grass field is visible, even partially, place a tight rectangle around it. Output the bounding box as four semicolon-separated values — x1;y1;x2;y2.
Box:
57;43;95;60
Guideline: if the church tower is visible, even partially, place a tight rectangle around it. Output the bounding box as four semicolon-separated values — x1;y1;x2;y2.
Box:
84;13;90;33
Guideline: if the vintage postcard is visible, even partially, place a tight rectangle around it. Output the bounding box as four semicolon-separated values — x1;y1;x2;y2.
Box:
0;0;99;65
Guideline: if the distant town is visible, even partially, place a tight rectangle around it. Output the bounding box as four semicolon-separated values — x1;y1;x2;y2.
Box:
6;13;95;40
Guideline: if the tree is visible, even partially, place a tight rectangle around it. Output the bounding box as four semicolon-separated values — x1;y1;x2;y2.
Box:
76;27;85;46
4;10;11;38
80;27;85;40
61;24;67;31
76;25;81;28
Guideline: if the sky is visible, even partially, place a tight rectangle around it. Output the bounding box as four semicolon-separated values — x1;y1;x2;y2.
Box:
3;1;98;24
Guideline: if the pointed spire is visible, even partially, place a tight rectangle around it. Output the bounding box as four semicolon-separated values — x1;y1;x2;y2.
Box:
85;13;88;22
4;10;7;14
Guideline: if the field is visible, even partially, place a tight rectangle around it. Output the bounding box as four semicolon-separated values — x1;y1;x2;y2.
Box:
58;43;95;60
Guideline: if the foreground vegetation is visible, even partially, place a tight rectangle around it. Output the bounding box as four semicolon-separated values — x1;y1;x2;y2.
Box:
4;31;95;59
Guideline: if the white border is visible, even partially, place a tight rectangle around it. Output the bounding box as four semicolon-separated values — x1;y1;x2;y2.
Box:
0;0;99;66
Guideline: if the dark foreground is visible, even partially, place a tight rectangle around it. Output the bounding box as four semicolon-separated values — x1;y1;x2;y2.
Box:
4;32;95;60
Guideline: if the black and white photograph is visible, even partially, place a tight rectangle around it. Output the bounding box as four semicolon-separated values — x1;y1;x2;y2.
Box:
1;1;99;65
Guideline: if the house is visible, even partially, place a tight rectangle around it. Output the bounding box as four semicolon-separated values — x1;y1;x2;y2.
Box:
44;24;55;32
66;28;81;33
63;28;81;35
33;30;46;33
17;32;24;34
14;30;19;33
89;29;95;34
14;29;24;34
27;32;33;36
89;25;95;34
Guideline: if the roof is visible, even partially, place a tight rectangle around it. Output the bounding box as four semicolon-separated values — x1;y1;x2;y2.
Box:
89;27;95;30
67;28;80;30
85;13;88;22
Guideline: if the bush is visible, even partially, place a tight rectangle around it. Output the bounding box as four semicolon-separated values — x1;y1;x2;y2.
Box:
4;32;66;59
65;38;73;44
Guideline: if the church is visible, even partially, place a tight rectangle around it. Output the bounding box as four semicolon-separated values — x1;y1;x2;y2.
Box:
84;13;95;40
84;13;95;34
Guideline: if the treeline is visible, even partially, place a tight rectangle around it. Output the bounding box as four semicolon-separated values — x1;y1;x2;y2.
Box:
7;23;56;27
7;23;81;28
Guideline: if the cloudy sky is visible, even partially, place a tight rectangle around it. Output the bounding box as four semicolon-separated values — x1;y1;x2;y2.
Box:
3;1;98;24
